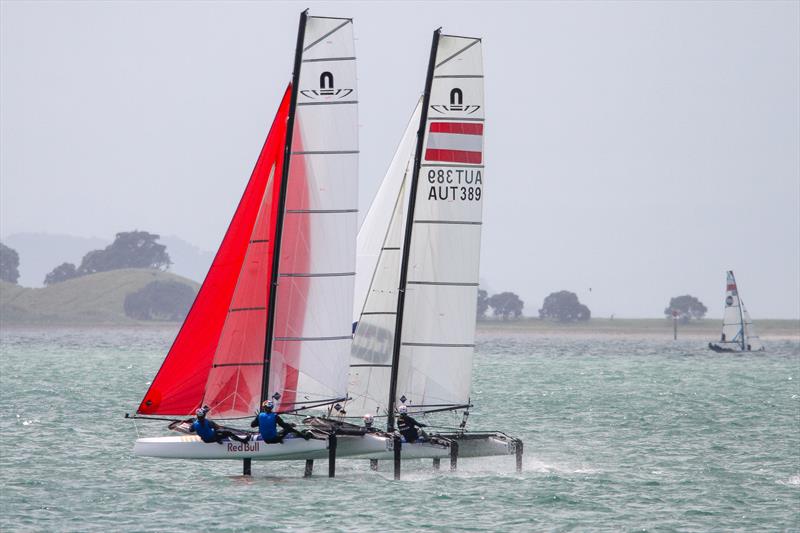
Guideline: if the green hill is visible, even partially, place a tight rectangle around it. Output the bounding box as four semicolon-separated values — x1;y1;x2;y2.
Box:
0;269;199;325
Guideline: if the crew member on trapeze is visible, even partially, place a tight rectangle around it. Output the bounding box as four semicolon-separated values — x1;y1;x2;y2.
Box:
250;400;311;443
190;406;251;445
397;404;427;443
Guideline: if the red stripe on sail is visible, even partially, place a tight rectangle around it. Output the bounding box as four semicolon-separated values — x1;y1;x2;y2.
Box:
429;122;483;135
424;148;482;164
137;85;292;416
726;284;737;291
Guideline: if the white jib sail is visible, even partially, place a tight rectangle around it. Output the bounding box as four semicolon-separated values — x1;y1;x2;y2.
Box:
348;102;421;416
268;15;359;410
396;35;485;410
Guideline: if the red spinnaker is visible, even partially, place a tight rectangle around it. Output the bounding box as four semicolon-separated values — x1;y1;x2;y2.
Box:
137;86;292;416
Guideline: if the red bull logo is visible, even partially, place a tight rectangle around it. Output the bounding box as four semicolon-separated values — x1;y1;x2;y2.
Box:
227;441;260;453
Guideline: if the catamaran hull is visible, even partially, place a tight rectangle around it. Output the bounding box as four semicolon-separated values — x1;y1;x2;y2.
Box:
340;440;450;460
441;433;520;458
134;435;330;461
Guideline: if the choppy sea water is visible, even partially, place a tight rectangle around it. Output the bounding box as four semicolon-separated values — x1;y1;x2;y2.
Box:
0;327;798;532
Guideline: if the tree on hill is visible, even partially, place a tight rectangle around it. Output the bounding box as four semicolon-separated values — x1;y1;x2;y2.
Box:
539;290;591;322
44;263;79;286
77;231;170;276
124;280;195;321
476;289;489;320
664;295;707;323
0;242;20;284
488;291;524;320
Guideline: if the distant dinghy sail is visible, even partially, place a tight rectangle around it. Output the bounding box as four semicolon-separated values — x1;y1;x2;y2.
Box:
349;30;485;428
136;12;359;420
709;271;764;353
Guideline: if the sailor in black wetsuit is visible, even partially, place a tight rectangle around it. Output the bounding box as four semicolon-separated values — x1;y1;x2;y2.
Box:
190;406;251;445
396;404;427;443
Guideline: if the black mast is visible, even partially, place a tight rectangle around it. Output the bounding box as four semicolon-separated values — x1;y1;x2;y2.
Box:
261;10;308;406
386;28;441;432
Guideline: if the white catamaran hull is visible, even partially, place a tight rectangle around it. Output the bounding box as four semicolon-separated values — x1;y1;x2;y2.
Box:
134;435;330;461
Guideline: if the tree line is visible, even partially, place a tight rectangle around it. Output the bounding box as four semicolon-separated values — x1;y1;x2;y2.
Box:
43;231;171;285
1;235;711;323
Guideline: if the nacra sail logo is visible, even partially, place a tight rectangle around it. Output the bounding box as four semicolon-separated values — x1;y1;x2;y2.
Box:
300;71;353;100
431;88;481;115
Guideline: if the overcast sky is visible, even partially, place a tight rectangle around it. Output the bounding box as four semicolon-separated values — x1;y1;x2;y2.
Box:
2;1;798;318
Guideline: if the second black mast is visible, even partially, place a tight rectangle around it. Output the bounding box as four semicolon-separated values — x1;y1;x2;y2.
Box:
386;28;441;432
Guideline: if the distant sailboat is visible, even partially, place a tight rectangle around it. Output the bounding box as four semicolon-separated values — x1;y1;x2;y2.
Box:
131;11;383;465
708;271;764;353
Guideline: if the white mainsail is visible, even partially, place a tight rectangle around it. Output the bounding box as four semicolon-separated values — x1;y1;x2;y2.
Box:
349;32;484;419
717;270;763;351
268;15;359;410
398;34;484;411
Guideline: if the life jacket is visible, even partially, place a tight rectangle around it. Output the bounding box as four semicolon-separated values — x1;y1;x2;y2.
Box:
258;412;278;440
192;418;216;443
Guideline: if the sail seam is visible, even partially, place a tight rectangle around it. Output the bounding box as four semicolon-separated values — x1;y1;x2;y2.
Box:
303;20;350;51
249;239;269;243
275;335;352;341
229;307;267;312
279;272;355;277
407;281;478;286
297;100;358;106
433;75;484;79
382;247;401;250
414;220;482;225
351;364;392;367
286;208;358;214
302;56;356;63
435;38;480;69
427;117;484;122
212;362;265;368
361;311;397;315
402;342;475;348
292;150;359;155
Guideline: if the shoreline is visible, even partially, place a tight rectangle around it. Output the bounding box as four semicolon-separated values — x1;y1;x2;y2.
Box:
2;318;798;341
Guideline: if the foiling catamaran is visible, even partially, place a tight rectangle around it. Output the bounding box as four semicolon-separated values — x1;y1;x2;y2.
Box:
305;28;523;478
130;12;522;479
708;271;764;353
130;11;389;473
